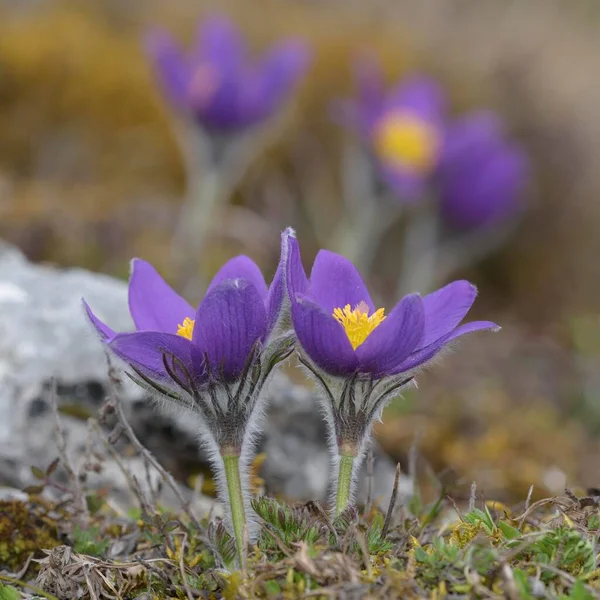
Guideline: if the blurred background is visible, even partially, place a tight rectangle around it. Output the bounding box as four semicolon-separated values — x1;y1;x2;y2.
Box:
2;0;600;504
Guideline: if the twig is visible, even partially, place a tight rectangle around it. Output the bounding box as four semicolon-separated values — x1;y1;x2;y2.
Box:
92;419;154;517
364;448;374;518
305;500;339;547
49;378;90;526
354;527;373;580
469;481;477;513
408;431;421;490
381;463;402;539
105;355;203;531
525;485;534;512
179;533;195;600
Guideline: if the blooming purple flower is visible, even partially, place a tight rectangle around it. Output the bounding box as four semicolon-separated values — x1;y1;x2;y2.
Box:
341;59;447;200
146;15;310;133
84;231;292;453
285;231;498;514
287;236;497;380
438;112;529;229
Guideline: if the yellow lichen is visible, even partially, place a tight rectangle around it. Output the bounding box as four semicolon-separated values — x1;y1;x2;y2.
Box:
0;500;60;571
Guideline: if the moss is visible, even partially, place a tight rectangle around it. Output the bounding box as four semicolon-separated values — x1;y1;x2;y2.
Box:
0;500;60;571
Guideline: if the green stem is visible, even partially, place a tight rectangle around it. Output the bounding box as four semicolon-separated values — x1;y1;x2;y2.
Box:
223;454;246;567
335;454;355;516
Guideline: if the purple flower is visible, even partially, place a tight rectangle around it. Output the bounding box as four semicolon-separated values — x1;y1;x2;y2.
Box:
341;59;447;200
286;235;498;380
146;15;310;133
285;232;498;512
84;231;292;453
438;112;529;229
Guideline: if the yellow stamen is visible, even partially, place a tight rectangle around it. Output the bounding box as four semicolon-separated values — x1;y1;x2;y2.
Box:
373;110;440;172
333;301;386;350
177;317;195;340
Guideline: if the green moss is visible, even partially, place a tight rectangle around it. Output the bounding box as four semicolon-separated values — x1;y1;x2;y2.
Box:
0;500;60;571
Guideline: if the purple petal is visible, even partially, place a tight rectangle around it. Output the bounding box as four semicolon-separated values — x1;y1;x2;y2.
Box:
285;234;309;297
83;300;116;341
442;146;528;229
292;294;358;376
391;320;499;374
378;163;430;202
108;331;197;383
417;280;477;349
385;75;446;123
191;279;267;381
186;16;246;129
192;15;245;72
356;294;424;375
250;40;310;116
265;228;292;335
440;112;503;165
438;111;528;229
128;259;195;334
353;56;386;134
309;250;374;314
207;255;268;300
145;29;191;109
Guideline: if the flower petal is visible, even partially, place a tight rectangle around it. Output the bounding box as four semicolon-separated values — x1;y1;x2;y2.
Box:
207;255;268;300
193;15;245;72
356;294;424;375
128;259;195;333
417;280;477;349
309;250;374;314
386;75;446;123
391;320;499;374
247;40;310;119
83;300;116;341
285;234;309;297
265;228;293;336
108;331;197;383
145;29;191;109
438;111;528;229
352;55;386;134
292;294;358;376
378;163;430;202
191;279;267;381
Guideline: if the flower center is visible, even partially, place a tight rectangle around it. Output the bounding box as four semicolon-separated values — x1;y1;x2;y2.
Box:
188;64;220;108
176;317;195;340
333;301;386;350
372;111;440;173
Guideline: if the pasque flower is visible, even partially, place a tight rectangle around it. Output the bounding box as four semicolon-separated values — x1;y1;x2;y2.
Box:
438;112;529;229
342;59;446;201
146;15;310;133
84;232;293;566
286;233;498;514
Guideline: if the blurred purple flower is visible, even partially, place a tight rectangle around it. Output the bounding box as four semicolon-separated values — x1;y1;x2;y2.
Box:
341;59;447;200
437;112;529;229
146;16;310;133
286;235;497;379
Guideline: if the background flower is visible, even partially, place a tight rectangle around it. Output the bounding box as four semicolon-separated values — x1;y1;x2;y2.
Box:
146;15;310;133
437;112;529;229
343;59;446;200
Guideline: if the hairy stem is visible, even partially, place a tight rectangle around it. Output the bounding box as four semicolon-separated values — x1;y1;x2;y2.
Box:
223;454;246;567
335;454;355;516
